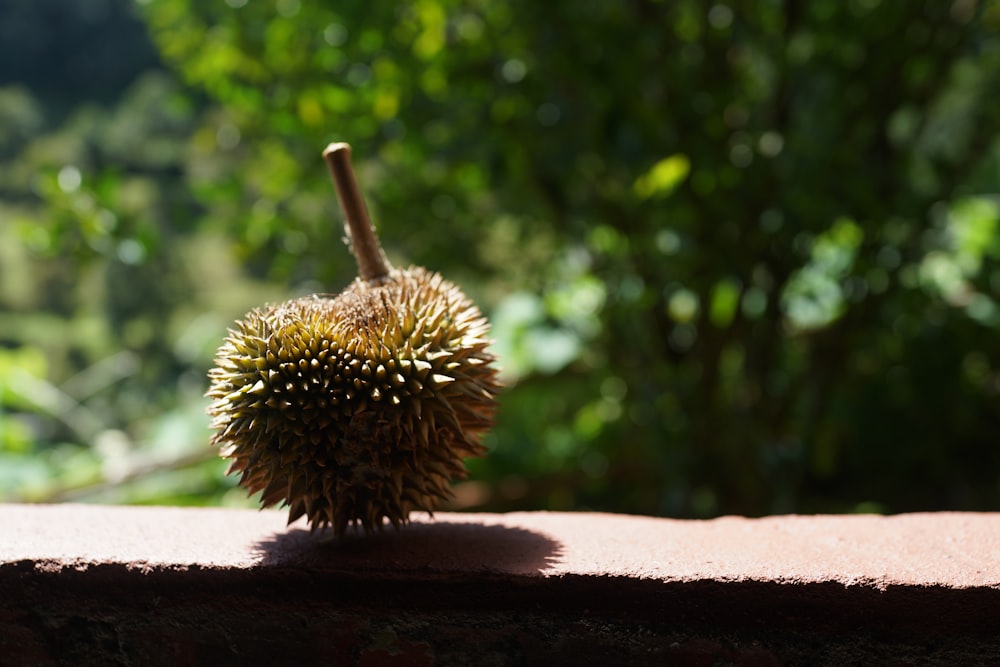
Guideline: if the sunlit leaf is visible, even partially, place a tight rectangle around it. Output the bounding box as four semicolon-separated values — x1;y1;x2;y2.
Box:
633;154;691;199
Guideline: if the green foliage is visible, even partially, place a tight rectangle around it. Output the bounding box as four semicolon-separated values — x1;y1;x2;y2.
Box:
2;0;1000;515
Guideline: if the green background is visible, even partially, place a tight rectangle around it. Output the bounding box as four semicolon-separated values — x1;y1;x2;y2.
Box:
2;0;999;518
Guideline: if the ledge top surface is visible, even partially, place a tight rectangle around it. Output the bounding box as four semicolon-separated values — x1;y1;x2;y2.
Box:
1;504;998;589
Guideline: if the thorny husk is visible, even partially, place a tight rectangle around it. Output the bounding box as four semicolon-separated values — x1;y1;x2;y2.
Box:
206;143;500;536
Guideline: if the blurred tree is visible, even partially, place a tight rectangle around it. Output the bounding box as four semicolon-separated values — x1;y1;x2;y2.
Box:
0;72;238;505
0;0;257;505
136;0;1000;516
2;0;999;516
0;0;161;117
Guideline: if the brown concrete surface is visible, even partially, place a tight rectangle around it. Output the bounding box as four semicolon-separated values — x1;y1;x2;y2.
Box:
2;504;999;665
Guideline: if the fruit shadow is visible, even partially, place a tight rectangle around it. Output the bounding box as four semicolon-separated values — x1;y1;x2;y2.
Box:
253;517;562;576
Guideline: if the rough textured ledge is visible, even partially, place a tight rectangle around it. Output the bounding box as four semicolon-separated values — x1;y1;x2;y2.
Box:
2;504;999;665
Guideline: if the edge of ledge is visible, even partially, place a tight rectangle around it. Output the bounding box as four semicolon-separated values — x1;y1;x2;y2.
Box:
2;503;999;589
4;504;1000;665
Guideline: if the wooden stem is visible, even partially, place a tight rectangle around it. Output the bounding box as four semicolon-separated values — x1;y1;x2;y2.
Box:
322;142;391;282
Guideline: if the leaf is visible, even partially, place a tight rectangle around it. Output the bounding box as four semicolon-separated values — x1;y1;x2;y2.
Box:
634;154;691;199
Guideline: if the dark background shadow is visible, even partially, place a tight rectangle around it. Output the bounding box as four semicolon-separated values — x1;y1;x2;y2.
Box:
253;519;562;577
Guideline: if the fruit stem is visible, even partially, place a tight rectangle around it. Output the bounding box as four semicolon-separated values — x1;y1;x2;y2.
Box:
323;142;392;282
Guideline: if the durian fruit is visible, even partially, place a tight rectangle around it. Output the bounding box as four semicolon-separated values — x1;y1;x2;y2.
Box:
206;142;500;536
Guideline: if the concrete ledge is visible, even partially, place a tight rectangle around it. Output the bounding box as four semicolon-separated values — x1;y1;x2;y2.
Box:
2;505;999;665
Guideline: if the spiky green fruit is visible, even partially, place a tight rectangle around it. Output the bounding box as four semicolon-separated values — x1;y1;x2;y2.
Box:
207;266;499;535
206;142;500;536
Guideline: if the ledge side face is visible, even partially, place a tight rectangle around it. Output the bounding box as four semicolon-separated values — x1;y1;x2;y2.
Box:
3;505;1000;666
